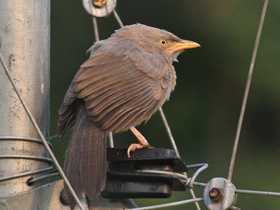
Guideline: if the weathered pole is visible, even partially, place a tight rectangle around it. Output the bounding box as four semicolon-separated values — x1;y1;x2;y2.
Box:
0;0;51;196
0;1;137;209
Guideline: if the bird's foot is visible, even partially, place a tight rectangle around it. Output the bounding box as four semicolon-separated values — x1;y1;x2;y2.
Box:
127;143;153;158
127;126;154;158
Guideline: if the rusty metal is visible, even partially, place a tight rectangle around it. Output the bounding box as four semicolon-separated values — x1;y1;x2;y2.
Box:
209;188;224;203
204;178;237;210
83;0;116;17
93;0;106;7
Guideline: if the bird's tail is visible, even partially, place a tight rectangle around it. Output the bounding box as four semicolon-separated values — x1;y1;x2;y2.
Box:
62;103;107;209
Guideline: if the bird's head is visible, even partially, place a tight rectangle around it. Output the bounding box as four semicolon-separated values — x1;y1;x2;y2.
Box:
112;24;200;62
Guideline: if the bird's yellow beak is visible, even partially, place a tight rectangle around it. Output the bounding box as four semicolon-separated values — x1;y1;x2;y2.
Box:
166;40;200;52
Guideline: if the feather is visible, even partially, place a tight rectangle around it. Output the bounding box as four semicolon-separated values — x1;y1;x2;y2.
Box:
57;24;181;209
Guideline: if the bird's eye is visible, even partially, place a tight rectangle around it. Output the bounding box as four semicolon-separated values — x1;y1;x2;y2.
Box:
159;38;169;46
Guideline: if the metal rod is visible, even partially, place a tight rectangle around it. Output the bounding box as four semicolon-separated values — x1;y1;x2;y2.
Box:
193;182;207;187
135;169;188;180
92;17;100;41
129;198;203;210
28;172;60;185
0;52;85;210
189;189;201;210
191;182;280;197
187;163;208;169
158;108;181;157
227;0;269;182
109;132;114;148
136;163;208;189
158;107;202;210
188;164;208;189
113;10;124;28
0;167;53;182
0;136;53;147
230;207;241;210
236;189;280;197
0;155;53;163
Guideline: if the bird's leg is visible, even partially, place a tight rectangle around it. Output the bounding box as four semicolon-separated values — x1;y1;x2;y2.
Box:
127;126;153;158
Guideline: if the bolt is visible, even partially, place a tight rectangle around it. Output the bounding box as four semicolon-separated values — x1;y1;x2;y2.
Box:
209;187;223;203
93;0;106;7
114;182;123;190
153;151;160;158
150;184;158;191
117;151;124;157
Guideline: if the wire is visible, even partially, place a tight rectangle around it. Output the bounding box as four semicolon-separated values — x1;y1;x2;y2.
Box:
113;10;124;28
135;163;208;190
109;132;114;148
129;198;203;210
158;108;181;157
236;189;280;197
227;0;269;182
158;107;201;210
0;136;53;147
27;171;60;185
92;17;100;41
0;167;53;182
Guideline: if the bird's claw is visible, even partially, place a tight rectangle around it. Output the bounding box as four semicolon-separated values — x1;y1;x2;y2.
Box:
127;143;153;158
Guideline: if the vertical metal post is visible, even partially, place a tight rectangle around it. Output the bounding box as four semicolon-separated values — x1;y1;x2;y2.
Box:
0;0;50;196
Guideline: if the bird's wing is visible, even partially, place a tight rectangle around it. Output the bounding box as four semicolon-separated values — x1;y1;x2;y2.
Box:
130;51;176;100
58;52;174;133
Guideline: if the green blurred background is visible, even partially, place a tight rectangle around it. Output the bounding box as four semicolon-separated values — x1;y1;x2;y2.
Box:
51;1;280;209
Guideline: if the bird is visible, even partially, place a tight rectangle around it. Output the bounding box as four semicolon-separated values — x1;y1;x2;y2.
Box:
57;23;200;209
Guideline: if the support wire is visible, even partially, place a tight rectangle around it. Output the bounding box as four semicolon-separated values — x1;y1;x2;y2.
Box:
236;189;280;197
158;107;180;157
113;10;124;28
159;107;201;210
109;132;114;148
0;49;85;210
129;198;203;210
92;17;100;41
227;0;269;182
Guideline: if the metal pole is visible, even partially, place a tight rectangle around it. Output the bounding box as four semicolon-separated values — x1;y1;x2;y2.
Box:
0;0;50;195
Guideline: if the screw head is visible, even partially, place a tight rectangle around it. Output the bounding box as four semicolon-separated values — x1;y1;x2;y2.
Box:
209;188;223;202
150;184;158;191
203;178;237;210
114;182;123;190
93;0;106;7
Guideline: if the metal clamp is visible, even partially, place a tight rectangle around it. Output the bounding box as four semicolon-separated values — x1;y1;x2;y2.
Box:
203;177;238;210
83;0;117;17
102;148;188;199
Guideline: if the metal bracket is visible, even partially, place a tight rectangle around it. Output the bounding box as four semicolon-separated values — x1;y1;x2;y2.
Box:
83;0;117;18
102;148;188;199
203;177;238;210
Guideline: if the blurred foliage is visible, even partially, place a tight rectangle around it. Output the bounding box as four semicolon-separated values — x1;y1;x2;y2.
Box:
51;1;280;209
